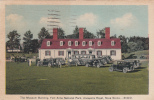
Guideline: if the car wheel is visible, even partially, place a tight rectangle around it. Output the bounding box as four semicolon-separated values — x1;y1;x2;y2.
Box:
86;64;89;67
97;64;100;68
48;63;51;67
109;67;114;72
123;67;128;73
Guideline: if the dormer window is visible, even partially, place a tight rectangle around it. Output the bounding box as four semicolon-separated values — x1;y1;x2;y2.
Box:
47;41;50;46
89;41;92;46
82;41;86;46
98;41;101;46
68;41;71;46
60;41;63;46
111;40;115;46
75;41;78;46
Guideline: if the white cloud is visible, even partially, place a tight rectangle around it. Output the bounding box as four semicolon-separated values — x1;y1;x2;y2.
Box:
6;14;26;30
76;13;98;27
110;13;138;29
39;17;63;28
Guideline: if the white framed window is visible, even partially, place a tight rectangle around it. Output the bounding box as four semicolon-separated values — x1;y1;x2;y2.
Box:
110;50;116;56
45;51;51;56
58;51;64;56
111;40;115;46
81;51;86;54
82;41;86;46
74;51;79;54
75;41;78;46
98;41;101;46
68;41;71;46
89;41;92;46
60;41;63;46
47;41;50;46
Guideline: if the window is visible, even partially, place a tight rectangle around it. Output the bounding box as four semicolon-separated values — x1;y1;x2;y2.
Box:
68;41;71;46
110;50;116;56
58;51;64;56
45;51;51;56
75;41;78;46
89;51;92;54
97;51;102;56
81;51;86;54
98;41;101;46
74;51;79;54
111;40;116;46
82;41;86;46
60;41;63;46
47;41;50;46
89;41;92;46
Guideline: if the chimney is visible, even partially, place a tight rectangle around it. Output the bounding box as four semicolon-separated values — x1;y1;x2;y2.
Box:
105;27;110;39
53;28;58;40
79;28;84;39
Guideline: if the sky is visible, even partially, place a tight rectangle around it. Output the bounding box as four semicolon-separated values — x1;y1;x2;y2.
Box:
5;5;148;42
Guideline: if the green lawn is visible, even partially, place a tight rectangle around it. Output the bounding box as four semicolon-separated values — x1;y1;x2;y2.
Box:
6;61;149;94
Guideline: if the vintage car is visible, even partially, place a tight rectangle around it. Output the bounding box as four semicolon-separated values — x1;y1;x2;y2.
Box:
37;58;65;68
124;59;141;68
85;58;107;68
68;54;96;66
98;56;113;64
140;55;149;59
109;60;138;73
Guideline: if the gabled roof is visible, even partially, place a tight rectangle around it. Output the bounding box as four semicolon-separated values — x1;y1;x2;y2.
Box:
40;38;121;49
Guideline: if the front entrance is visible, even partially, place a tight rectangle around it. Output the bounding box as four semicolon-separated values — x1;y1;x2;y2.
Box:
68;51;71;59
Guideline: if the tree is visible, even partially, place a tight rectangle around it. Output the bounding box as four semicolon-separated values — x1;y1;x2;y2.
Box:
97;29;105;38
6;30;21;52
58;28;65;39
23;30;33;53
30;39;39;53
66;26;79;39
38;27;50;47
84;28;96;39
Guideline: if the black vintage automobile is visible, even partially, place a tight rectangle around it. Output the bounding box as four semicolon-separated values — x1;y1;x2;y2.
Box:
68;54;96;66
85;58;107;68
99;56;113;64
37;58;65;68
109;60;136;73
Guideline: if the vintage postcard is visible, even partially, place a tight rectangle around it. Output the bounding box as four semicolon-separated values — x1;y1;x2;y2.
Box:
0;0;154;100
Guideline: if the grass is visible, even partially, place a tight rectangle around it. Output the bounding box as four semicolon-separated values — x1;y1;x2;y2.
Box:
6;61;149;94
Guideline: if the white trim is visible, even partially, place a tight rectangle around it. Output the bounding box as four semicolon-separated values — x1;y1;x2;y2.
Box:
82;41;86;46
68;41;71;46
75;41;78;46
47;41;50;46
60;41;63;46
89;41;92;46
111;40;115;46
97;41;101;46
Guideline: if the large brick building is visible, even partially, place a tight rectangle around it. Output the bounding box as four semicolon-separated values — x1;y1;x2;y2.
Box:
39;27;121;60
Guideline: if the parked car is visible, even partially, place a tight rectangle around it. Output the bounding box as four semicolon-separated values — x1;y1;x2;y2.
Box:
140;55;149;59
109;60;136;73
99;56;113;64
68;54;96;66
126;54;137;59
124;59;141;68
37;58;65;68
85;58;107;68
